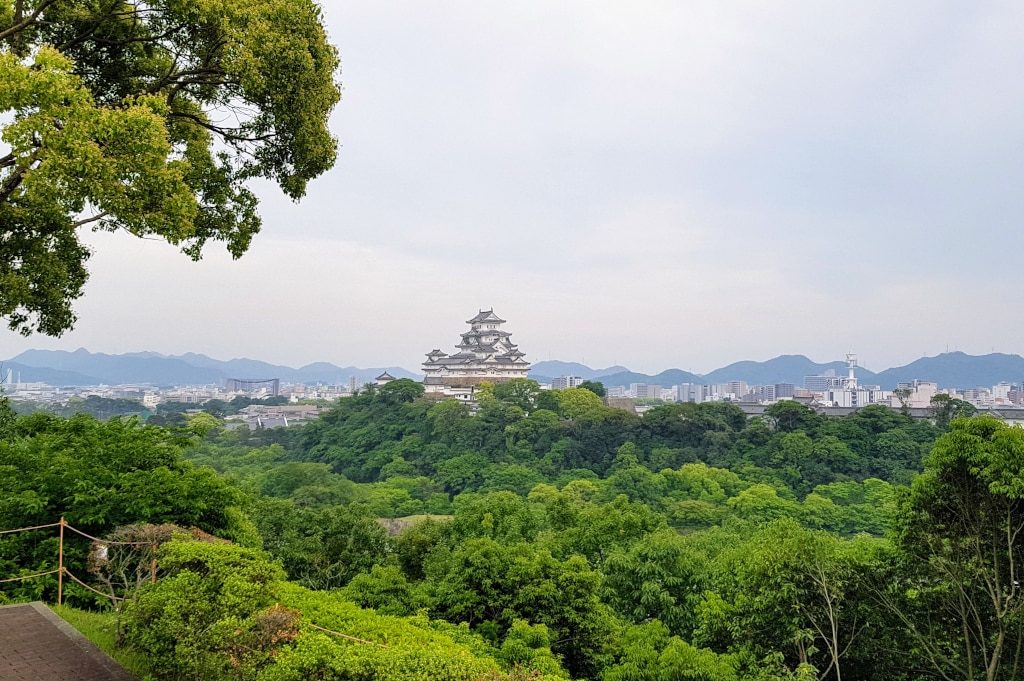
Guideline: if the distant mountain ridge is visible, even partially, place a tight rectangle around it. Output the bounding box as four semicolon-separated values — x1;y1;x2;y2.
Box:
871;352;1024;389
3;349;1022;390
528;361;629;383
2;349;419;387
698;355;876;386
530;352;1024;390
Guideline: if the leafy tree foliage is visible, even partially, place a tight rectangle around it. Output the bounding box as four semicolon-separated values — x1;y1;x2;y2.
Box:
493;379;542;413
427;536;609;677
557;388;604;419
248;498;389;590
0;391;15;439
1;0;339;335
888;416;1024;681
603;529;708;636
764;401;822;434
122;538;289;679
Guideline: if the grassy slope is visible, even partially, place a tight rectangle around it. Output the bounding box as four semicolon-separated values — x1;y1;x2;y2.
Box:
51;605;153;679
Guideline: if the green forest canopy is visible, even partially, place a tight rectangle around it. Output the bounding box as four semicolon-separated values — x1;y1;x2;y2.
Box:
2;385;1024;681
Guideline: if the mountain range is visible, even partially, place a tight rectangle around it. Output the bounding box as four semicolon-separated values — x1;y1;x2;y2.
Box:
529;352;1024;390
0;349;418;387
2;349;1023;391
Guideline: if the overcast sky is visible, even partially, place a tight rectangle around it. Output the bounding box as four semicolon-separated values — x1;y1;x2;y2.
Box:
3;1;1024;374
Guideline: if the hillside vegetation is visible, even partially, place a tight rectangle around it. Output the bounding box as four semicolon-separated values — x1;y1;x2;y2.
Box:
2;380;1022;681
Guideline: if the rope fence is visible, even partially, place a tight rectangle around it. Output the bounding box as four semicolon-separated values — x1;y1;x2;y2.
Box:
0;517;157;604
1;517;387;647
0;522;61;535
0;568;61;584
307;622;390;648
62;567;125;601
64;523;155;546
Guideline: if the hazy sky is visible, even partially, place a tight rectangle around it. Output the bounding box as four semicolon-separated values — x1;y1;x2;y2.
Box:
3;1;1024;374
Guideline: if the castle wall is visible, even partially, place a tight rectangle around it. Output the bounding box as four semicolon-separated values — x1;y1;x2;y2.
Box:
424;375;527;388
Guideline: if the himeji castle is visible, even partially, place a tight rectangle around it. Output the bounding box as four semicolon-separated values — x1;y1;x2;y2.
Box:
422;309;531;401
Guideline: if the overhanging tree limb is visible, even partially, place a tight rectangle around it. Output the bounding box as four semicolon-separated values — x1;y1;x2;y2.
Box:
1;0;340;335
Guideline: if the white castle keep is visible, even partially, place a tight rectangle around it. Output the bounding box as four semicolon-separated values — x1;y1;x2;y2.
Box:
422;309;531;400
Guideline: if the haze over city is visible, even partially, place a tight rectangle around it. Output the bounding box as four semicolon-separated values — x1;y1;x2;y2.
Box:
3;1;1023;373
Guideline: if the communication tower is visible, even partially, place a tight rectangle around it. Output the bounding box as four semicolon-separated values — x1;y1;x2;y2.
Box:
846;353;858;390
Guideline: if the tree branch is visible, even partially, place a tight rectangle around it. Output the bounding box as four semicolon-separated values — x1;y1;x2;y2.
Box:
72;212;110;228
0;0;62;43
0;145;45;202
168;111;278;143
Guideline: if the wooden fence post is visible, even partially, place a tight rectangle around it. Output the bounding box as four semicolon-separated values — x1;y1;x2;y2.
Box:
58;516;65;606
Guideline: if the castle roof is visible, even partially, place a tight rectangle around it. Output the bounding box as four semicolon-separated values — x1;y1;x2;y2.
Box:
467;309;506;325
423;310;530;377
461;328;511;338
424;355;526;367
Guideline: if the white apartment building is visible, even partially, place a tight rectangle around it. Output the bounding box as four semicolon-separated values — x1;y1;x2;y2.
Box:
553;376;584;390
893;380;938;408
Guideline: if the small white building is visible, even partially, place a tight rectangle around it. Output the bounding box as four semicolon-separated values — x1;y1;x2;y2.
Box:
375;371;396;386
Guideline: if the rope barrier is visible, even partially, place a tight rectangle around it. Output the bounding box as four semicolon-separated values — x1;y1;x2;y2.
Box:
0;566;122;602
0;522;60;535
307;623;389;648
1;519;158;605
2;520;392;646
0;568;61;584
61;568;123;602
1;520;155;545
63;523;155;546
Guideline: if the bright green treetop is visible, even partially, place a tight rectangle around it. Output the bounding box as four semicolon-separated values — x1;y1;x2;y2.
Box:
1;0;340;335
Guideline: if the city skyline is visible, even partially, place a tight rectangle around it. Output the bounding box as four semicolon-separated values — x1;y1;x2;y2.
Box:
5;346;1024;390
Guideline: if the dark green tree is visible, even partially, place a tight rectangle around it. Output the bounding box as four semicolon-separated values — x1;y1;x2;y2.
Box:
0;391;14;440
427;537;609;678
764;401;821;434
493;378;542;412
379;379;426;405
251;501;389;590
927;393;977;430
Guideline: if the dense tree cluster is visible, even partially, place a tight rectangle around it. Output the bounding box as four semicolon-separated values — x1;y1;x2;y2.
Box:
184;380;932;526
2;385;1023;680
